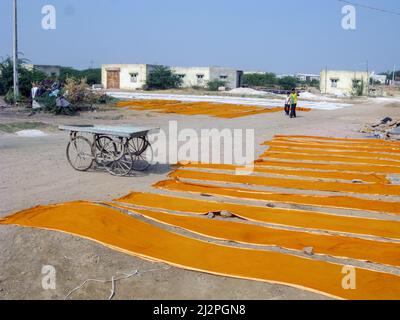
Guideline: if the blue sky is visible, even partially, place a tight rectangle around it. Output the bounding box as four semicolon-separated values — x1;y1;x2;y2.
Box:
0;0;399;73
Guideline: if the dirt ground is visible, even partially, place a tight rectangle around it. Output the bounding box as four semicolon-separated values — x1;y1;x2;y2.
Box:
0;96;399;300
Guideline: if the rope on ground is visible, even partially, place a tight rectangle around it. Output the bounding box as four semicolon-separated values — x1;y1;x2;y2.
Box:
64;266;170;300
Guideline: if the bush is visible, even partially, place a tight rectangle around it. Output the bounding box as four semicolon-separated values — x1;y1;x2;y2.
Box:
146;66;182;90
59;67;101;85
0;57;46;98
207;80;226;91
243;72;277;87
278;76;298;90
4;90;23;104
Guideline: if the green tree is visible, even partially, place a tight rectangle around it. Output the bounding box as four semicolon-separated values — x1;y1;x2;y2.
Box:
278;76;297;90
242;72;277;87
146;66;182;90
207;79;226;91
59;67;101;85
0;57;46;97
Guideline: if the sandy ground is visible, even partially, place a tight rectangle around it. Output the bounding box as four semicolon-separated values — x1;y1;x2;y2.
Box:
0;96;399;300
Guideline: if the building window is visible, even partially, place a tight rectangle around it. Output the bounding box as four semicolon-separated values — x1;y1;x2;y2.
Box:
130;72;139;83
177;74;186;79
330;78;339;88
220;75;228;80
197;74;205;85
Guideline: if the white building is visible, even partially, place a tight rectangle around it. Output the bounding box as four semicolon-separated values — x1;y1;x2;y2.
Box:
294;73;320;82
101;64;243;90
23;64;62;77
320;70;369;95
371;74;387;85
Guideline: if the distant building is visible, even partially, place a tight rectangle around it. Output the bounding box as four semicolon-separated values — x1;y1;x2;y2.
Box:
371;74;387;85
101;64;243;90
320;70;369;95
23;64;62;77
294;73;320;82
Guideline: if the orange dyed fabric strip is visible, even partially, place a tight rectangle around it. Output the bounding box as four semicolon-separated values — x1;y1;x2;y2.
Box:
1;201;399;300
264;140;400;154
267;146;400;162
154;179;400;216
255;159;400;174
116;192;400;240
274;135;400;146
110;204;400;267
115;100;310;119
169;169;400;196
262;151;400;167
179;162;388;183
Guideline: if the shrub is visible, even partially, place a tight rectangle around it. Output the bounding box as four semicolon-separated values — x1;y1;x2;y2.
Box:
278;76;298;90
207;80;226;91
4;90;23;104
146;66;182;90
0;57;46;98
243;72;277;87
59;67;101;85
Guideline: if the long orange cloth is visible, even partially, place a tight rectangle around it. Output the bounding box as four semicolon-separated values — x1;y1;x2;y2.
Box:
1;201;399;300
110;204;400;267
169;169;400;196
255;159;400;174
263;140;400;154
116;192;400;240
154;179;400;216
267;146;400;161
116;100;292;119
274;135;400;146
261;152;400;167
178;162;388;183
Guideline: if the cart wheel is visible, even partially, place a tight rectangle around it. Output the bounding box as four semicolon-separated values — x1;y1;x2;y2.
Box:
66;136;94;171
95;135;113;151
128;137;154;171
100;140;133;176
94;135;113;165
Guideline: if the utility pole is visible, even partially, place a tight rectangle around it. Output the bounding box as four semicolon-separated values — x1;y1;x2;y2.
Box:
393;64;396;85
325;65;328;94
366;60;369;94
13;0;19;104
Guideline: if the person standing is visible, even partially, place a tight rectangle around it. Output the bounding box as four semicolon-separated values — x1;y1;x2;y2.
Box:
284;91;291;116
289;88;298;118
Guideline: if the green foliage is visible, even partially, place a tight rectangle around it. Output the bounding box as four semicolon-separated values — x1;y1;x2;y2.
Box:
4;90;22;104
146;66;182;90
0;57;46;98
59;67;101;85
278;76;298;90
309;79;320;88
36;94;76;115
207;79;226;91
243;72;277;87
352;79;365;96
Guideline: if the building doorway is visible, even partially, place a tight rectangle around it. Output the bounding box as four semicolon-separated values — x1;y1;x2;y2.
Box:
107;69;120;89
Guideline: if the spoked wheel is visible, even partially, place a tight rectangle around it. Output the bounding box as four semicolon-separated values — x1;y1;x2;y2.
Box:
94;135;113;165
99;140;133;176
66;136;94;171
127;137;154;172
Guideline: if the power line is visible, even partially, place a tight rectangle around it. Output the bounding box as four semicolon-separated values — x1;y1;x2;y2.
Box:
338;0;400;16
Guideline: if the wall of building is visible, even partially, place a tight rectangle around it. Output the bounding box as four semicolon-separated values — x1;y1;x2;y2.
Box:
171;67;211;88
102;64;159;90
24;64;62;77
209;67;241;89
102;64;242;90
320;70;369;95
